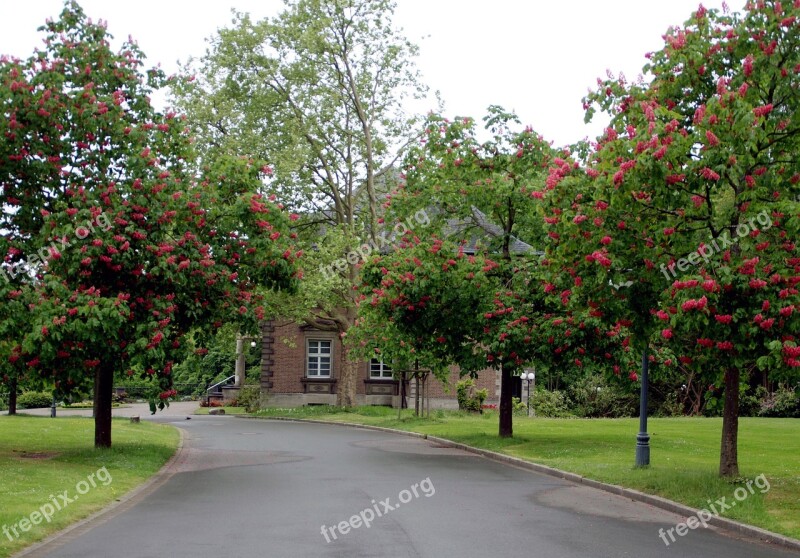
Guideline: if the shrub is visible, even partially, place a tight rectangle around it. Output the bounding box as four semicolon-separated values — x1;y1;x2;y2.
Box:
653;391;684;417
238;384;264;413
532;389;573;418
17;391;53;409
759;386;800;418
456;378;487;412
568;375;637;418
511;397;528;416
739;386;766;417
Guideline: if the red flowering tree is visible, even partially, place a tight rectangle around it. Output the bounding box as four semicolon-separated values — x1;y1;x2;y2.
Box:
359;236;541;436
381;109;555;435
542;1;800;475
398;108;555;259
0;3;298;447
369;109;638;435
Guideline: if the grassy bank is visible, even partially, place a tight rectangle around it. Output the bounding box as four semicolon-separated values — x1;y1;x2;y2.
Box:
0;416;179;557
194;406;247;415
255;406;800;540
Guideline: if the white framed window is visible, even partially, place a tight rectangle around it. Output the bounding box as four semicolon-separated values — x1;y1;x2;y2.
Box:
307;340;332;378
369;358;393;379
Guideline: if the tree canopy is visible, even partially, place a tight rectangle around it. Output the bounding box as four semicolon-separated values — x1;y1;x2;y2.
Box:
0;2;298;446
541;0;800;475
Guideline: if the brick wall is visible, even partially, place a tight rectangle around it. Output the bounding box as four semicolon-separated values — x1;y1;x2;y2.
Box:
261;318;500;403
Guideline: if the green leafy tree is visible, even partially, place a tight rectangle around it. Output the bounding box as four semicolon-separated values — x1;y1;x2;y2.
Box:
543;1;800;476
172;0;427;406
364;110;636;436
384;110;553;435
397;108;552;257
0;3;297;447
359;236;540;436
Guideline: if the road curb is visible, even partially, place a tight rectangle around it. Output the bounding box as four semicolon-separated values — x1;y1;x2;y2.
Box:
12;425;187;558
259;415;800;553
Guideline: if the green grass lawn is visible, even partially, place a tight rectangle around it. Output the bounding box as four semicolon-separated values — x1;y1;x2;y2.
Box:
0;415;179;558
255;406;800;540
194;406;247;415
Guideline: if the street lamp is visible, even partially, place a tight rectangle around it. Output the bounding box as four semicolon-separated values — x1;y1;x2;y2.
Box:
610;278;650;468
521;368;535;417
235;335;260;387
635;348;650;468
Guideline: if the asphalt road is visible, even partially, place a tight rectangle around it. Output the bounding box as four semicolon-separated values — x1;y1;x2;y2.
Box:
20;415;798;558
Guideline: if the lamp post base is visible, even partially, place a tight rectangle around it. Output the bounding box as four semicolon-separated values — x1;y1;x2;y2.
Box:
635;432;650;467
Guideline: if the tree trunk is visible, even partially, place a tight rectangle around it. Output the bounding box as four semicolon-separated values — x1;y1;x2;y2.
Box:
336;349;359;407
719;367;740;477
499;363;514;438
94;363;114;448
8;375;17;415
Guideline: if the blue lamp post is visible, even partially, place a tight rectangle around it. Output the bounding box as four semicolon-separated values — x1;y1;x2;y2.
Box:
635;347;650;467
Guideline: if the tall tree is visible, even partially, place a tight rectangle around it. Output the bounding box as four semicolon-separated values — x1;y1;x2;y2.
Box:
376;109;637;435
387;109;552;436
172;0;427;406
542;1;800;476
0;3;298;447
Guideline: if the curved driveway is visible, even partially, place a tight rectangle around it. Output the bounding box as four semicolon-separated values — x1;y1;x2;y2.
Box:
21;415;798;558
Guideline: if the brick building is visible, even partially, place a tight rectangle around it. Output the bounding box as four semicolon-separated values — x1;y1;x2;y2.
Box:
259;319;504;408
257;206;537;408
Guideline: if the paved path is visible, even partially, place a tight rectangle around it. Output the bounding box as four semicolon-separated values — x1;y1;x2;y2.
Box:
17;416;798;558
7;401;199;418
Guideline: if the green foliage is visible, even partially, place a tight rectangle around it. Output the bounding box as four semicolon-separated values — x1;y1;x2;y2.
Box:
653;391;685;418
510;397;527;416
0;3;297;445
171;324;261;397
567;375;637;418
396;109;553;254
456;378;487;412
172;0;427;407
759;386;800;418
540;1;800;474
237;384;264;414
531;389;573;418
16;391;53;409
739;385;767;418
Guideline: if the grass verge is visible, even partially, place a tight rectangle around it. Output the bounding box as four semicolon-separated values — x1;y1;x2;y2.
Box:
0;415;179;557
194;406;247;415
254;406;800;540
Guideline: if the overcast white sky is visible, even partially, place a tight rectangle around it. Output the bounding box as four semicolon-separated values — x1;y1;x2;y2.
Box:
1;0;730;147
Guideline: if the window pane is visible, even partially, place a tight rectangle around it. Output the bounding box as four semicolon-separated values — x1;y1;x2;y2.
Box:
370;358;393;379
307;340;332;378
